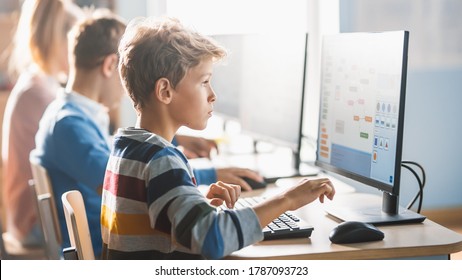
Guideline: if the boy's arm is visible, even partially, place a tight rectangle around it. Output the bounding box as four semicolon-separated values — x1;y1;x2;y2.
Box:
252;178;335;228
205;177;335;228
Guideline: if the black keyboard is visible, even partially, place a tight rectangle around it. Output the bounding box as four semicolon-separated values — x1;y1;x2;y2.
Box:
218;196;314;240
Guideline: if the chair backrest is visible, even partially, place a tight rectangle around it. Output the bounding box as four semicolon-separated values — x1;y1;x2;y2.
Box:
61;190;95;260
35;193;62;259
29;157;63;259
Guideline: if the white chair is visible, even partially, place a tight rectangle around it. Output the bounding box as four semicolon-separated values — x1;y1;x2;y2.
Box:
35;194;62;259
61;190;95;260
29;157;62;259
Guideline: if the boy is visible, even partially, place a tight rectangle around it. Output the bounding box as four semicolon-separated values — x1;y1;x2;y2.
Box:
101;17;335;259
31;10;127;258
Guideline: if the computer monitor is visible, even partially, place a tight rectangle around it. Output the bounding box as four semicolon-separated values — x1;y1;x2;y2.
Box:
211;33;309;175
315;30;425;225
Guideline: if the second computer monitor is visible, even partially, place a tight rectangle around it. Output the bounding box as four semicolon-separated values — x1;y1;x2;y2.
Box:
211;33;308;153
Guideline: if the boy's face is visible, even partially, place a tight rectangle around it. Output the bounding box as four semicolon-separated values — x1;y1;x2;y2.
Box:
101;69;125;110
170;58;217;130
99;55;125;110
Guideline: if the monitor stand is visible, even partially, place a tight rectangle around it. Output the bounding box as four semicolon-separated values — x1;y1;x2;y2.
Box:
325;192;426;225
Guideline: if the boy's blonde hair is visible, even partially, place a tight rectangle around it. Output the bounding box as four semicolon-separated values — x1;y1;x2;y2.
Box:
118;17;226;111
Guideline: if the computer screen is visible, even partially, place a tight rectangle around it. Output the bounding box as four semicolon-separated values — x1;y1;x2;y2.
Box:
211;33;308;153
315;30;425;225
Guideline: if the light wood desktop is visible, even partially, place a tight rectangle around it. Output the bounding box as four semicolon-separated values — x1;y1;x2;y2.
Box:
225;177;462;260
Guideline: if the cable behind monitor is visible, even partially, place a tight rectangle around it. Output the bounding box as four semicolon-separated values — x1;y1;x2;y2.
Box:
401;161;426;213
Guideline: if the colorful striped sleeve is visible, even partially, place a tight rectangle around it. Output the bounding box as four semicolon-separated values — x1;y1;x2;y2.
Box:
103;132;263;259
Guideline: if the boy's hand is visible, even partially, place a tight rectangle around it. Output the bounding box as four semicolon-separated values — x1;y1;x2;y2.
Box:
252;178;335;228
284;178;335;211
206;181;241;208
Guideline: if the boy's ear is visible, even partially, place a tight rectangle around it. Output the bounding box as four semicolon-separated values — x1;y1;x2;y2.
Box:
101;54;118;78
155;78;173;104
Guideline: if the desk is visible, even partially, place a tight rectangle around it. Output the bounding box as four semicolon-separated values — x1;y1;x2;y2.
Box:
226;179;462;260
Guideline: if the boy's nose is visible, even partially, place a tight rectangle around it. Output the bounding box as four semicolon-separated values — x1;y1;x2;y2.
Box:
209;88;217;102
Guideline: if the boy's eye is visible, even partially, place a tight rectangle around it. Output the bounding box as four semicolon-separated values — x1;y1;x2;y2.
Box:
202;80;210;85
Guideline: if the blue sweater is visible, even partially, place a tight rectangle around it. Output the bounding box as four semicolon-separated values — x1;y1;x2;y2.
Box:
32;90;110;257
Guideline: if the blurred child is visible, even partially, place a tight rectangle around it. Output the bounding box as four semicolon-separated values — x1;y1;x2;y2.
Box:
2;0;82;247
31;9;126;258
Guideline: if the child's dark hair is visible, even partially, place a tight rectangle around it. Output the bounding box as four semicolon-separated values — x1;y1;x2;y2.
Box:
69;9;126;70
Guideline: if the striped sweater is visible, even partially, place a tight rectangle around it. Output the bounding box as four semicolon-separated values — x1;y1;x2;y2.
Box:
101;128;263;259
